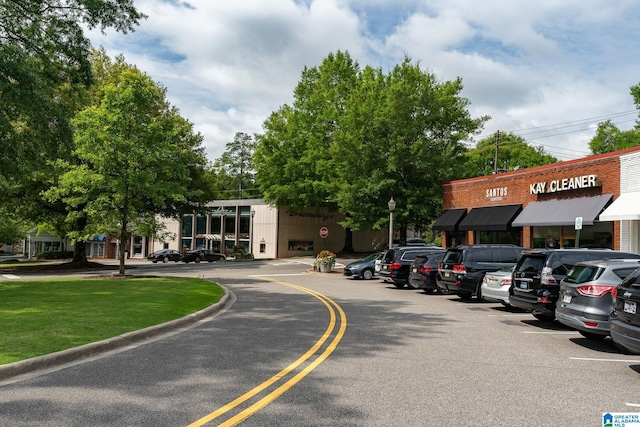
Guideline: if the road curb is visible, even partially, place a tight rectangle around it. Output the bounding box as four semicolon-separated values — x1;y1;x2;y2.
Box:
0;291;231;381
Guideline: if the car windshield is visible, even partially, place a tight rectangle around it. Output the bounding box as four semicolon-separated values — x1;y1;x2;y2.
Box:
443;250;462;264
517;255;545;273
564;265;602;284
363;253;380;262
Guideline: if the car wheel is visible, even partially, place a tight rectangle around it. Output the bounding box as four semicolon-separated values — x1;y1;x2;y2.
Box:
362;269;374;280
393;283;405;288
152;260;157;263
532;313;555;322
195;256;201;263
406;282;417;289
476;284;484;301
578;330;607;341
163;256;168;263
437;287;451;295
423;288;436;294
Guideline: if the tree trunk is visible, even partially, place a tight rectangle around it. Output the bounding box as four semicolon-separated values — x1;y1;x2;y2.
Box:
71;216;88;263
72;241;87;263
118;220;127;276
343;227;354;253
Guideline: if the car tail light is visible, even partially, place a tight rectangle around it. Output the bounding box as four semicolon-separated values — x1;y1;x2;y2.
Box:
583;321;599;328
418;265;433;274
389;262;402;271
482;275;488;284
452;264;466;273
501;277;512;286
541;267;556;285
612;287;618;302
438;263;443;271
577;285;616;297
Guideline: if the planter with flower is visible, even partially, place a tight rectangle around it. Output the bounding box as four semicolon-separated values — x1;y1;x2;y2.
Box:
315;250;336;273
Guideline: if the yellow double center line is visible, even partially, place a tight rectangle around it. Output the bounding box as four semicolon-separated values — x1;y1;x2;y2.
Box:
187;277;347;426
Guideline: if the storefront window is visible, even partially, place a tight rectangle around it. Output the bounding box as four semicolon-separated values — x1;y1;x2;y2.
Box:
225;215;236;239
181;238;192;251
196;214;207;234
182;215;193;237
531;223;612;249
210;216;221;234
476;231;520;245
532;226;561;249
239;215;250;239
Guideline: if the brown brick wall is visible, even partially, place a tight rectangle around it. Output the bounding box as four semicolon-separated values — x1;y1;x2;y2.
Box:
440;146;640;249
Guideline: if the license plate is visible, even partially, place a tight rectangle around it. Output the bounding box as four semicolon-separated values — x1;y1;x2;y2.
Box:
444;272;450;278
519;283;527;289
489;279;498;287
562;294;572;304
624;300;637;315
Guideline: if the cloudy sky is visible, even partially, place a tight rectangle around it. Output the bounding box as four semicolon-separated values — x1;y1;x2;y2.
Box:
88;0;640;162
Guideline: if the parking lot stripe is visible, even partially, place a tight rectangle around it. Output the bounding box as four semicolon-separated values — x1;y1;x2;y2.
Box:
523;331;578;334
570;357;640;363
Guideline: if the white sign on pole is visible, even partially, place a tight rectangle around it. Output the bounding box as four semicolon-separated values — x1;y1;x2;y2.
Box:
575;217;583;230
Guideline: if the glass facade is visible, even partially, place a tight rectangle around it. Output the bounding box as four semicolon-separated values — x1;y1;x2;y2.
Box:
531;223;613;249
181;205;253;255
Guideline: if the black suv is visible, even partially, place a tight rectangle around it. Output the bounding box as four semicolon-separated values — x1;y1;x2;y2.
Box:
509;249;640;321
379;245;445;288
436;244;525;300
610;268;640;354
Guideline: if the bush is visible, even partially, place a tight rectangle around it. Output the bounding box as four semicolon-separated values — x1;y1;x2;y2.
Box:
35;251;74;260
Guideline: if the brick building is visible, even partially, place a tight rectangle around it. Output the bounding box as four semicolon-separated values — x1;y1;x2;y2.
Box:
433;146;640;251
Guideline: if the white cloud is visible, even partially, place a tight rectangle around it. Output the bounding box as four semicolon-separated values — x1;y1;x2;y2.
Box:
88;0;640;161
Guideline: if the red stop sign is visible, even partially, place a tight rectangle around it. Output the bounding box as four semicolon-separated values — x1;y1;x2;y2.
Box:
319;227;329;239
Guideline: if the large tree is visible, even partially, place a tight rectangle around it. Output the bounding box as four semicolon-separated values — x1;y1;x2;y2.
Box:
255;53;487;243
212;132;260;199
333;58;486;235
1;0;145;171
0;1;145;259
255;51;359;213
462;132;558;178
44;69;210;274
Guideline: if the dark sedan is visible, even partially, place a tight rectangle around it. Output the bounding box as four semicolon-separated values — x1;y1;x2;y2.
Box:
182;249;226;263
147;249;182;263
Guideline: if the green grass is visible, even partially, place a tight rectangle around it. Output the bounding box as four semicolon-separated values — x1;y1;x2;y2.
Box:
0;277;224;365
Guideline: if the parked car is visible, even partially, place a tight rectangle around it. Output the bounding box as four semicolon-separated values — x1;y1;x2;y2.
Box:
610;268;640;354
147;249;182;263
182;249;226;263
436;244;525;300
379;246;445;288
343;252;382;280
480;265;515;306
509;249;640;321
556;259;640;339
408;252;446;293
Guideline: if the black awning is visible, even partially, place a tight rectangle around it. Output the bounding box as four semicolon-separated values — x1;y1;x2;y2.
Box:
511;194;613;227
433;209;467;231
458;204;523;231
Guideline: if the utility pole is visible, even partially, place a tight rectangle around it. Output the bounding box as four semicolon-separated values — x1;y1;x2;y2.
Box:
493;130;500;174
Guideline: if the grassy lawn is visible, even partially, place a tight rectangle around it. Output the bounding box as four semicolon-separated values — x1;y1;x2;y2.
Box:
0;277;224;365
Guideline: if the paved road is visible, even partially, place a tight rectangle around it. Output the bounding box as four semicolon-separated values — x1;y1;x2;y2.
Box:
1;258;640;426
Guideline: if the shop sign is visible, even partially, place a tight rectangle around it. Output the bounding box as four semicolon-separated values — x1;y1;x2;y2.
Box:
485;186;508;201
530;174;598;195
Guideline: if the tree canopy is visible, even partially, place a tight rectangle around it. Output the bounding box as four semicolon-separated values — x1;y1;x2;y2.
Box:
44;68;210;274
254;52;487;237
212;132;261;199
589;82;640;154
462;132;558;178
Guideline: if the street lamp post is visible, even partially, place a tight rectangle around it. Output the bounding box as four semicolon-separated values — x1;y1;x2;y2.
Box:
250;209;256;256
388;197;396;249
